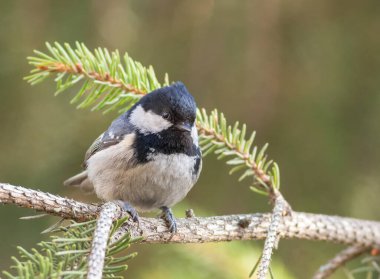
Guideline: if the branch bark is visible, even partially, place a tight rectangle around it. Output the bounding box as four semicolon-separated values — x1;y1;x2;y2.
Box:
312;245;370;279
1;183;380;246
255;191;286;279
87;202;121;279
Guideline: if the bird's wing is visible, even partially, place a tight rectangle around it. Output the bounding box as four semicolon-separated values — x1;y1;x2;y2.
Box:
83;115;135;166
83;133;118;162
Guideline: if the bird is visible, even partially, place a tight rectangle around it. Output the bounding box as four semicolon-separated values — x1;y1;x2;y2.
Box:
64;82;202;232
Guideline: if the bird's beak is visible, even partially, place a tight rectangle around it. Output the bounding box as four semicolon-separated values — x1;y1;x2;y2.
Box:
175;122;192;132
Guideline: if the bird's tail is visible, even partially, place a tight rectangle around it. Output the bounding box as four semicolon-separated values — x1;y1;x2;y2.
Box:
63;171;93;192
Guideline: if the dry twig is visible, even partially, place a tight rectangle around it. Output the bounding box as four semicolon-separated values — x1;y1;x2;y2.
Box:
87;202;122;279
312;245;370;279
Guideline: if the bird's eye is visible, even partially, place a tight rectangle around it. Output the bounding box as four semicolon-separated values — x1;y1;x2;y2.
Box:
162;112;170;120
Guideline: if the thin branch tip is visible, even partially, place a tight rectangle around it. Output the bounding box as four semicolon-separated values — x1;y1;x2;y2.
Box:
312;245;371;279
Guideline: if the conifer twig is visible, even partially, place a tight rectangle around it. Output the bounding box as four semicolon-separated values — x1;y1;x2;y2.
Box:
196;120;271;186
312;245;370;279
25;42;167;113
38;62;146;96
2;204;136;278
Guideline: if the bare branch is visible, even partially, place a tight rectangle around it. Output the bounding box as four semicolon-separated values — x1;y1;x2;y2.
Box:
256;191;287;279
1;183;380;246
312;245;370;279
87;202;121;279
0;183;100;221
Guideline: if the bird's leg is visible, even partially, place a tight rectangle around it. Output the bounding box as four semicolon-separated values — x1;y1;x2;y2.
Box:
115;200;139;222
160;206;177;233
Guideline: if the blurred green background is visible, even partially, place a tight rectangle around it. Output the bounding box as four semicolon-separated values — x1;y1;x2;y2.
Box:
1;1;380;278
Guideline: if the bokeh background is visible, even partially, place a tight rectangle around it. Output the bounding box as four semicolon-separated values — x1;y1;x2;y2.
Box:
1;1;380;278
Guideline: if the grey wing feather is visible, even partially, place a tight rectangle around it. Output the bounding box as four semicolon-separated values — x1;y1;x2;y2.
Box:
83;114;135;164
83;133;122;163
84;133;104;163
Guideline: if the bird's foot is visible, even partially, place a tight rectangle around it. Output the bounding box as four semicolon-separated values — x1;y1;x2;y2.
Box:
160;206;177;233
115;201;139;223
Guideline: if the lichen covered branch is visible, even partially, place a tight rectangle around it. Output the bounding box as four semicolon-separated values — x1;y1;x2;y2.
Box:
1;183;380;247
255;192;286;279
87;202;122;279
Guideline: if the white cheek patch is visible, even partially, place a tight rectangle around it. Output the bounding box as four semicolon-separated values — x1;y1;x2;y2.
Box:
129;105;172;134
191;125;199;145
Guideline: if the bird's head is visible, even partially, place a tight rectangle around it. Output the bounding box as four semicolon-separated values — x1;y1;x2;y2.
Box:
128;82;197;135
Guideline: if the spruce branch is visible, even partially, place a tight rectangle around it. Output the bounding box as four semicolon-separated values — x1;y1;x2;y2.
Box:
196;108;281;197
25;42;169;112
2;212;137;279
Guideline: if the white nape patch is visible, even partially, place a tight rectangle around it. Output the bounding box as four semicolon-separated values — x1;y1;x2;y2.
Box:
129;105;172;134
191;125;198;145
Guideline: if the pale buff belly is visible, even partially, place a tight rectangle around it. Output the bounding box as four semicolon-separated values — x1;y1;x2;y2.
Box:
86;141;199;211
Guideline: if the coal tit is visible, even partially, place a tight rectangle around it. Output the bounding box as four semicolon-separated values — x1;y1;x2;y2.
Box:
64;82;202;232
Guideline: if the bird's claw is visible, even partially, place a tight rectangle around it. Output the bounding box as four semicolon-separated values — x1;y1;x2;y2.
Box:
160;206;177;233
115;201;140;223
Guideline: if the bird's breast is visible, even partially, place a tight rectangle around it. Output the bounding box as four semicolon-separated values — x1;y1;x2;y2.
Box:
121;152;201;211
87;141;201;211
